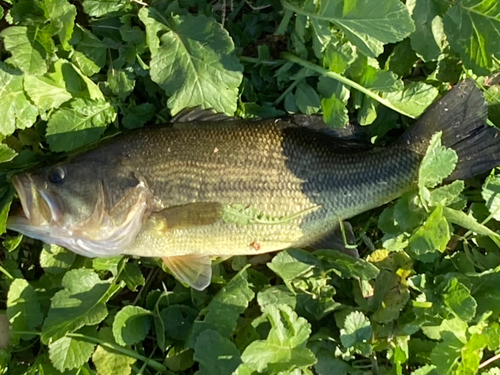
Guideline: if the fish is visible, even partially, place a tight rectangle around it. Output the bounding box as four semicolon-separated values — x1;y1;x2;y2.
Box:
7;80;500;290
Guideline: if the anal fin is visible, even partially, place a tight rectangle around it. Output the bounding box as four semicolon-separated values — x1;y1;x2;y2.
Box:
162;254;212;291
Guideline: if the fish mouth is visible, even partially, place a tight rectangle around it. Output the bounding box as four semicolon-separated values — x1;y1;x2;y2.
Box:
9;173;63;227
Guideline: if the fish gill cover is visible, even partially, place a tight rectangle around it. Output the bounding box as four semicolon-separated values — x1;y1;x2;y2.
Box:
0;0;499;375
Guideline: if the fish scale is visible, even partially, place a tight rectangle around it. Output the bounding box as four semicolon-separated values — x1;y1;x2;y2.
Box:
108;121;421;257
8;80;500;289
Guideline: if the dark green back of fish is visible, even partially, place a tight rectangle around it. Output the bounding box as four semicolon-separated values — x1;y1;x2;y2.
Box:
81;120;420;231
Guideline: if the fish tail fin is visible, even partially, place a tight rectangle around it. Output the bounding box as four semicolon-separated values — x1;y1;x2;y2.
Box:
399;79;500;180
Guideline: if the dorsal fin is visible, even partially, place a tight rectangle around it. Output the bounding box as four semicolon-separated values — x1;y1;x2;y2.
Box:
286;114;372;149
171;106;235;123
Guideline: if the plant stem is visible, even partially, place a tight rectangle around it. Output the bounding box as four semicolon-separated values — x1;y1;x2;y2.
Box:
239;56;284;65
273;79;299;106
66;332;167;372
11;330;168;373
0;265;14;280
276;9;293;35
280;52;416;119
479;352;500;369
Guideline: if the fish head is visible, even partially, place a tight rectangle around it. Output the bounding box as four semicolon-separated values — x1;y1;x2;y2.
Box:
7;158;152;257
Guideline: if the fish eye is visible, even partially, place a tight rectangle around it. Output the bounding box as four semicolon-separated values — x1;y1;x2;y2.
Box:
48;167;66;184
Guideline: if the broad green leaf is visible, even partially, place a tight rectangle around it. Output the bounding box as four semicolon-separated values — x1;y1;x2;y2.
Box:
0;6;3;20
0;184;14;236
347;56;402;125
7;0;45;24
429;180;465;208
7;279;44;339
24;60;73;111
459;333;488;375
385;82;439;118
160;305;198;341
411;365;439;375
43;0;77;50
118;262;145;292
371;271;410;323
378;205;400;235
468;267;500;319
314;250;380;280
92;256;123;276
122;103;156;129
107;68;135;99
0;313;9;350
164;345;195;372
46;98;116;152
443;207;500;239
322;36;357;74
267;249;317;284
295;81;321;115
257;286;297;309
482;174;500;221
443;0;500;75
312;341;350;375
71;26;107;76
112;306;152;346
0;64;38;136
418;132;458;200
40;244;76;275
482;369;500;375
339;311;372;350
348;56;402;92
284;0;415;57
239;305;316;373
194;330;241;375
385;38;418;76
318;78;349;127
41;269;121;343
266;304;311;348
0;25;53;75
71;51;101;78
0;144;17;163
408;205;450;260
92;328;136;375
484;323;500;350
422;317;468;342
139;8;243;115
82;0;129;17
187;270;254;347
296;284;341;321
485;84;500;126
431;331;487;375
37;60;104;101
48;334;96;372
393;192;426;232
434;51;463;83
443;278;477;321
407;0;444;61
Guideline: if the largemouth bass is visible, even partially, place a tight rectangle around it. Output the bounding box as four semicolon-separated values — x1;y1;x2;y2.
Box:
7;80;500;290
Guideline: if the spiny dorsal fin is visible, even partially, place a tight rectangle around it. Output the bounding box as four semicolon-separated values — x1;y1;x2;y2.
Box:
171;106;235;123
153;202;224;231
287;114;372;149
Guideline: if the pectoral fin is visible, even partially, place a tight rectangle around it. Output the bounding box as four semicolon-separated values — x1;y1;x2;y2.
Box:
153;202;224;231
162;255;212;291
